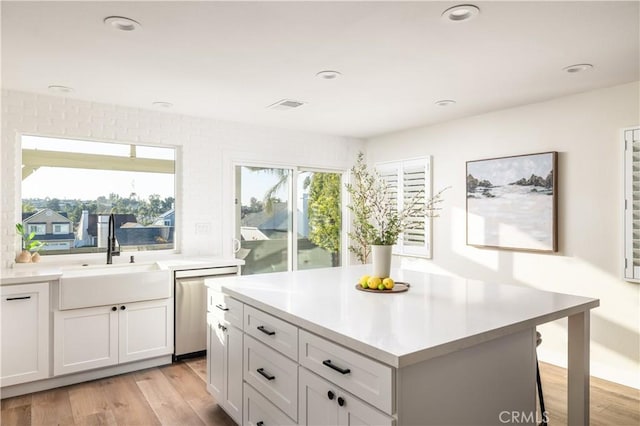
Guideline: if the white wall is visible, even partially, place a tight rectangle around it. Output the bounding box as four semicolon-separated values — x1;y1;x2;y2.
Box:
366;81;640;388
0;90;364;268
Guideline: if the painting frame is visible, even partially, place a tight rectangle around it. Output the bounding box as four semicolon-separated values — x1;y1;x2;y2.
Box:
466;151;558;253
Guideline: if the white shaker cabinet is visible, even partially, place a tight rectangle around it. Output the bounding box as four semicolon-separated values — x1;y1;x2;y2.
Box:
1;282;50;386
299;368;394;426
119;298;173;363
54;299;173;376
207;290;243;425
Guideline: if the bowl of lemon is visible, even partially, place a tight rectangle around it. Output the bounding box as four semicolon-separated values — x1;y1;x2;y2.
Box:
355;275;409;293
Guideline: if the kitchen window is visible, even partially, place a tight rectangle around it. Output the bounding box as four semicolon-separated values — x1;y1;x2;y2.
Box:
21;135;176;255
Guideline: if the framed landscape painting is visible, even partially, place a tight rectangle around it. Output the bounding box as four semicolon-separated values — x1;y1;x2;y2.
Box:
466;152;558;252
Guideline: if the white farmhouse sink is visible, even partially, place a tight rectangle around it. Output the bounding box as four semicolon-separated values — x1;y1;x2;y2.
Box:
59;262;171;310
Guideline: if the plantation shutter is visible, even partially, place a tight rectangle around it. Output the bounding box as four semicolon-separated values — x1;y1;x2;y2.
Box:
376;157;433;258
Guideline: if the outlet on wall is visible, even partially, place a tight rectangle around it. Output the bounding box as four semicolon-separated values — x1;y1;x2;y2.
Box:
195;222;212;235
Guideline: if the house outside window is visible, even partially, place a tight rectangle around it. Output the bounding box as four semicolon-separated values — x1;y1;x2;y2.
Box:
21;135;176;256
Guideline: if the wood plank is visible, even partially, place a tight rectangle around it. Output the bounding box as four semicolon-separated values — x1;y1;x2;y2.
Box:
185;357;208;382
67;379;111;423
134;367;205;425
31;386;74;426
1;394;31;410
186;395;236;426
72;410;118;426
1;404;31;425
160;362;208;401
100;374;161;426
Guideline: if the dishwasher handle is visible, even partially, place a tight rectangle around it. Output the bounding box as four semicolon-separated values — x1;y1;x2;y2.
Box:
175;266;238;279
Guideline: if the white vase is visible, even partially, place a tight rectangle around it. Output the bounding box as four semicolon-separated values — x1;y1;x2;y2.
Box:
371;244;393;278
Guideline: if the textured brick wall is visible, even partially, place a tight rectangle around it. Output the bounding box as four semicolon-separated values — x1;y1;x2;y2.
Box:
1;90;363;268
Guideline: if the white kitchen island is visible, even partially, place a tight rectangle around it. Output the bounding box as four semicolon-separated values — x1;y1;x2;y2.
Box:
206;266;599;426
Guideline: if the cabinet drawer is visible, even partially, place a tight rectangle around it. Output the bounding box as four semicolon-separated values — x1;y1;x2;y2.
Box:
207;289;243;329
244;305;297;360
299;330;394;415
244;335;298;421
244;383;296;426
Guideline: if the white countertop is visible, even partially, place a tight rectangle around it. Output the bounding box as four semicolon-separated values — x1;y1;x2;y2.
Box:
217;265;599;368
1;256;243;285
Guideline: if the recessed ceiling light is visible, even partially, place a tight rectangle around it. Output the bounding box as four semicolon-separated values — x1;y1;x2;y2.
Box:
152;101;173;108
435;99;456;107
104;16;141;32
562;63;594;73
316;70;342;80
48;85;74;93
441;4;480;22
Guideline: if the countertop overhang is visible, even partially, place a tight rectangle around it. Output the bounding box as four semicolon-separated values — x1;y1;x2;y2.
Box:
217;265;599;368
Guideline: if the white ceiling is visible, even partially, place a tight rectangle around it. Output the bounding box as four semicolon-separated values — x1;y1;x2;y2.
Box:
2;1;639;139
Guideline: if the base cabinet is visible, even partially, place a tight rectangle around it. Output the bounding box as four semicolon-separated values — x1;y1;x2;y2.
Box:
1;282;50;386
207;313;243;424
299;368;394;426
244;382;296;426
54;298;173;376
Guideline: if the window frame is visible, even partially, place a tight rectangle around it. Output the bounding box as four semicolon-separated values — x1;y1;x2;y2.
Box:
232;160;347;273
18;133;180;261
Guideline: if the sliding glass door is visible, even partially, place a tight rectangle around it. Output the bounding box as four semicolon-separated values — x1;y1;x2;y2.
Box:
235;165;342;275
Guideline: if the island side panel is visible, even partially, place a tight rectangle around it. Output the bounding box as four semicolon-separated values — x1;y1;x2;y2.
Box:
396;329;537;426
567;310;590;426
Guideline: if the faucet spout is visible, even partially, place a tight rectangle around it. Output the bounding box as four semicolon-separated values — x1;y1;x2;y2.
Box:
107;213;120;264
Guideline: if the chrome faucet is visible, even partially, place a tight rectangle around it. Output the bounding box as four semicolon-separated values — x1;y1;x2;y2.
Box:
107;213;120;264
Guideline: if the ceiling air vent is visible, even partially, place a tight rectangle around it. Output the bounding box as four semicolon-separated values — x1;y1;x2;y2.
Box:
268;99;306;111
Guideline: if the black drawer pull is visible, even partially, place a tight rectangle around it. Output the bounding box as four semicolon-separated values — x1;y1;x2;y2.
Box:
6;296;31;301
256;422;264;426
257;368;275;381
338;396;345;407
216;304;229;311
327;390;335;400
322;360;351;375
111;306;117;311
257;325;275;336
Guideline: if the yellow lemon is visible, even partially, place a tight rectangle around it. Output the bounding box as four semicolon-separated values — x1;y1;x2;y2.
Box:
359;275;371;288
368;276;382;290
382;278;395;290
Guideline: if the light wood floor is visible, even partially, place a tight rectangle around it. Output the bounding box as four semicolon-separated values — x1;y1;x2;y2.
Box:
1;359;638;425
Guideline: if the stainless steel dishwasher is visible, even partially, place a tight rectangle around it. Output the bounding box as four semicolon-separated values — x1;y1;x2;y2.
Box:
174;266;239;361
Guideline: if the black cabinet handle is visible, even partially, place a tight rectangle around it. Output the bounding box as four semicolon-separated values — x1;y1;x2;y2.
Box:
327;390;335;400
216;304;229;311
120;305;126;310
217;323;227;332
257;325;275;336
338;396;345;407
111;306;117;311
257;368;275;381
256;422;264;426
322;360;351;375
6;296;31;301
